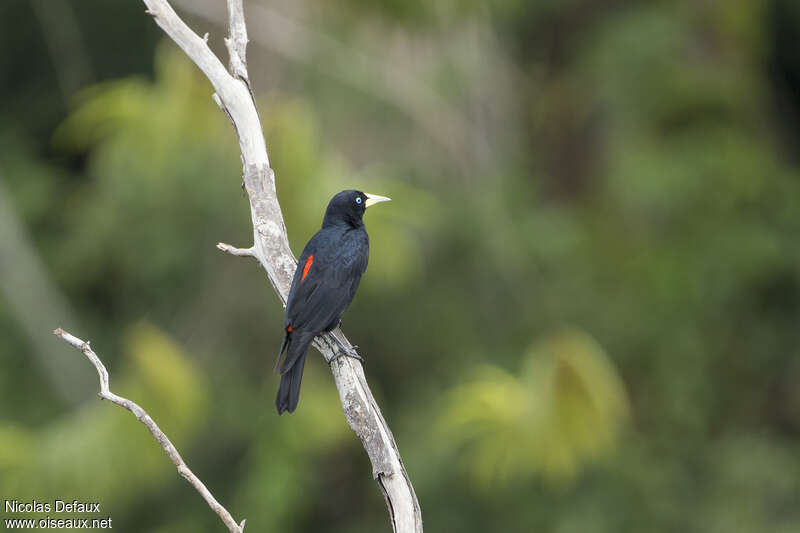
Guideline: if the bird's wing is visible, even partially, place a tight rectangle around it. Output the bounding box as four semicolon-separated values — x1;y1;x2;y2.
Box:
286;230;368;333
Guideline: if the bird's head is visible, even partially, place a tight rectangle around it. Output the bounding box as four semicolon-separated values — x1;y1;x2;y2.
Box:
322;190;391;228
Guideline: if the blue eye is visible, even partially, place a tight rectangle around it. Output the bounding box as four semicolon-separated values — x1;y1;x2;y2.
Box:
356;197;362;204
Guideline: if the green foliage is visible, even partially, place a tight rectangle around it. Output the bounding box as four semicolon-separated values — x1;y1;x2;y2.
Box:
441;328;628;484
257;94;437;288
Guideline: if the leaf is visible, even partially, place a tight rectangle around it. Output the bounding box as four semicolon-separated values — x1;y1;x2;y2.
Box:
439;327;629;486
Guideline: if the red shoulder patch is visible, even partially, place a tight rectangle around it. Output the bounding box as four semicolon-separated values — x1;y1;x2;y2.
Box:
301;254;314;282
286;325;293;332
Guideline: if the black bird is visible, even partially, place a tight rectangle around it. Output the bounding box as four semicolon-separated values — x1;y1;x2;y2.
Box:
275;189;391;414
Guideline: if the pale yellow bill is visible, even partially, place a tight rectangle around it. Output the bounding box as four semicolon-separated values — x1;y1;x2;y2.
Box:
364;193;391;208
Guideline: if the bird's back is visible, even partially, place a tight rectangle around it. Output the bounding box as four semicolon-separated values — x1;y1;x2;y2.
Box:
285;224;369;335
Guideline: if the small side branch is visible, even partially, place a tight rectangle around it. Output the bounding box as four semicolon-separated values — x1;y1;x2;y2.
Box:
53;328;245;533
217;242;255;257
224;0;249;82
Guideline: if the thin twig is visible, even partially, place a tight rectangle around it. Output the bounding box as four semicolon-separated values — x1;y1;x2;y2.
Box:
217;242;255;257
53;328;245;533
224;0;249;82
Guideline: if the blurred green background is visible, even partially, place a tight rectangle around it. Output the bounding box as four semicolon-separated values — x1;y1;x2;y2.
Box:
2;0;800;531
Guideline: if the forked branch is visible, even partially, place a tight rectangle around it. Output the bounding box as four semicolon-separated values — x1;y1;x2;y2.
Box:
139;1;422;531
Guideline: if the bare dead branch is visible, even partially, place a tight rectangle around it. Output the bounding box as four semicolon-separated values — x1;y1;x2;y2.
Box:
217;242;255;258
53;328;245;533
140;1;423;531
224;0;249;82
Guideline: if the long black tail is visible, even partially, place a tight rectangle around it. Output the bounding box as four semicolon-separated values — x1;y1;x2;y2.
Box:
275;331;314;414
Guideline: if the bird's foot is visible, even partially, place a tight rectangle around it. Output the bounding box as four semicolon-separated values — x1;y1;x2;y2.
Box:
329;339;365;365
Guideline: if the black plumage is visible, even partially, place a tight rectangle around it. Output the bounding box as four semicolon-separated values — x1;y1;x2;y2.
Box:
275;189;390;414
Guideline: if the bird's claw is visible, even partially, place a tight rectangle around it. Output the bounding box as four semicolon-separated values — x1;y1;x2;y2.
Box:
329;345;365;365
328;331;365;365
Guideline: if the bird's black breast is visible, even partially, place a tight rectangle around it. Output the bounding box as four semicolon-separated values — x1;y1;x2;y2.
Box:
285;225;369;334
